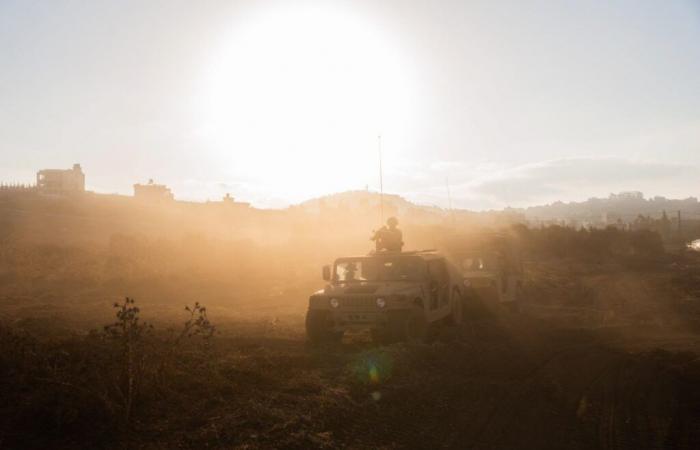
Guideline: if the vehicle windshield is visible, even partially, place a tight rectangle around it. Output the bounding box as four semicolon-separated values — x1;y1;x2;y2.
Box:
460;253;498;272
334;256;427;282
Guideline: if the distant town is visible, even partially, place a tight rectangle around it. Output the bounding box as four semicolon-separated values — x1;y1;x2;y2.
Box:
1;163;699;242
0;163;249;207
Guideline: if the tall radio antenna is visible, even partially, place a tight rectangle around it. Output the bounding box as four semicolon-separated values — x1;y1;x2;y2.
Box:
378;135;384;224
446;176;455;227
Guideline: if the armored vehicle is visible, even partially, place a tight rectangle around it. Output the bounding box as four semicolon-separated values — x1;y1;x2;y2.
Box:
446;233;523;311
305;250;466;343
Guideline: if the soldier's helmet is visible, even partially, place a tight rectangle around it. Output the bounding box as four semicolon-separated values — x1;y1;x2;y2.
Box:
387;217;399;227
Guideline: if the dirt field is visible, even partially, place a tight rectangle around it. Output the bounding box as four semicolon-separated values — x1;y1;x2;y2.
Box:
131;315;700;450
2;253;700;449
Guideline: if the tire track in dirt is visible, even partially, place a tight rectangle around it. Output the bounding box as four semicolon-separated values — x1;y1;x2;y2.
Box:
593;351;700;450
441;331;697;450
455;342;607;449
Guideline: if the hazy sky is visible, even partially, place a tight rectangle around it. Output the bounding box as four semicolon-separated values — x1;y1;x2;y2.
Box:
1;0;699;209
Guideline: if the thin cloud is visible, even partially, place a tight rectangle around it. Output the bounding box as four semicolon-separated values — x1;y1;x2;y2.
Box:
465;157;694;205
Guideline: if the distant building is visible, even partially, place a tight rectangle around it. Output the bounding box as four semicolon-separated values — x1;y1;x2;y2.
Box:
609;191;644;201
221;193;250;208
36;164;85;195
133;179;174;201
0;182;36;192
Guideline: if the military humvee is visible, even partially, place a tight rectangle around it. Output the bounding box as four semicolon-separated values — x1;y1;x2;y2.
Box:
305;250;467;343
446;233;524;311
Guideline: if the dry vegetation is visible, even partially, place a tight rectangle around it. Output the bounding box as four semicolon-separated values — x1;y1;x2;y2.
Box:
1;199;700;449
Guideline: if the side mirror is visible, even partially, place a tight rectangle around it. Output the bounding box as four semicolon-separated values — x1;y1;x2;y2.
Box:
322;265;331;281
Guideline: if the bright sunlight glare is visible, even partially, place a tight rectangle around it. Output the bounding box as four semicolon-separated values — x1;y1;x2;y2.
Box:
198;5;417;201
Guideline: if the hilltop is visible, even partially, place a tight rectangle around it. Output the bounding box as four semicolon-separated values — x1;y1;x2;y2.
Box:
2;187;700;248
520;192;700;226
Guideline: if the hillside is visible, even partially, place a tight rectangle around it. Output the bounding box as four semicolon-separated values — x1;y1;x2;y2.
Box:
521;193;700;226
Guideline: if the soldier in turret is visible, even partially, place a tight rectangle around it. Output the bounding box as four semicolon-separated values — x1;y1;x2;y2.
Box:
371;217;404;252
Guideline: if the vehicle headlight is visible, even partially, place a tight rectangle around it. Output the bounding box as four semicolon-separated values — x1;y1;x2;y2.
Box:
376;298;386;308
330;298;340;308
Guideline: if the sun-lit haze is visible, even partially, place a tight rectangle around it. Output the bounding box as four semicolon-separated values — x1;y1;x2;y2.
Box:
1;0;699;209
197;5;415;201
4;4;700;447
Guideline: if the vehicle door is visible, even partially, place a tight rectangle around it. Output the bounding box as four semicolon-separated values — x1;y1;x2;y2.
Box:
495;251;511;302
427;259;450;318
501;251;523;303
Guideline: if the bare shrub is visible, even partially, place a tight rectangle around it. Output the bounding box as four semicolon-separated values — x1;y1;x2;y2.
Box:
0;297;220;447
102;297;153;426
179;302;216;343
157;302;218;382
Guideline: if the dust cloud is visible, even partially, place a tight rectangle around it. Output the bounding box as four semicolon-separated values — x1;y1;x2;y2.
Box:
1;190;700;449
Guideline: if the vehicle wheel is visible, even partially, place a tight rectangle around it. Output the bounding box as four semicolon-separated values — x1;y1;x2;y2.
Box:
450;289;464;325
305;310;342;344
382;311;408;343
463;293;492;321
371;328;392;345
511;282;524;313
505;301;521;314
404;307;429;343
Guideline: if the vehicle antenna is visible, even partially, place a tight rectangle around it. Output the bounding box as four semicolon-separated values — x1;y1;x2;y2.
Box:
446;175;455;227
378;134;384;224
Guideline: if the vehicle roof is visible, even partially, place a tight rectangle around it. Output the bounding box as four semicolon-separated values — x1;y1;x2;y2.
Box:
335;250;443;261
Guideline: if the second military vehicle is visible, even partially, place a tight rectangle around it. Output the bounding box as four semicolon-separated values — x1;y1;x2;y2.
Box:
444;232;524;312
306;250;466;343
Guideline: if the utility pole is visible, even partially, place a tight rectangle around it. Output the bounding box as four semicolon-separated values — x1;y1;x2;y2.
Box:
446;176;455;227
378;135;384;224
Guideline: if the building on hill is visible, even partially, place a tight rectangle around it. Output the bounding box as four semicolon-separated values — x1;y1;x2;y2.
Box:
609;191;644;201
220;193;250;208
133;179;174;201
36;164;85;195
0;182;36;192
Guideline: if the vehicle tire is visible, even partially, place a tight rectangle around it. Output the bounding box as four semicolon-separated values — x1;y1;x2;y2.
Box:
460;286;488;318
505;300;521;314
381;311;407;344
511;282;524;313
404;307;430;343
449;289;464;325
371;328;392;345
305;310;342;344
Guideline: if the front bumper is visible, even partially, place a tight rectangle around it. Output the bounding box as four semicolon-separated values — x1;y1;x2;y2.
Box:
309;294;414;330
331;310;388;329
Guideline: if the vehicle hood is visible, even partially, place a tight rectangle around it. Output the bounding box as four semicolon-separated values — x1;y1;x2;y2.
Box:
463;271;497;279
319;281;422;296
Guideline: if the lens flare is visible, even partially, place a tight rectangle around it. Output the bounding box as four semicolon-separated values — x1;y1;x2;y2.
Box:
351;349;393;387
369;364;380;384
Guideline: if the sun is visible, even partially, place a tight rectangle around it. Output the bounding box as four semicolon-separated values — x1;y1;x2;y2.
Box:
198;5;416;202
